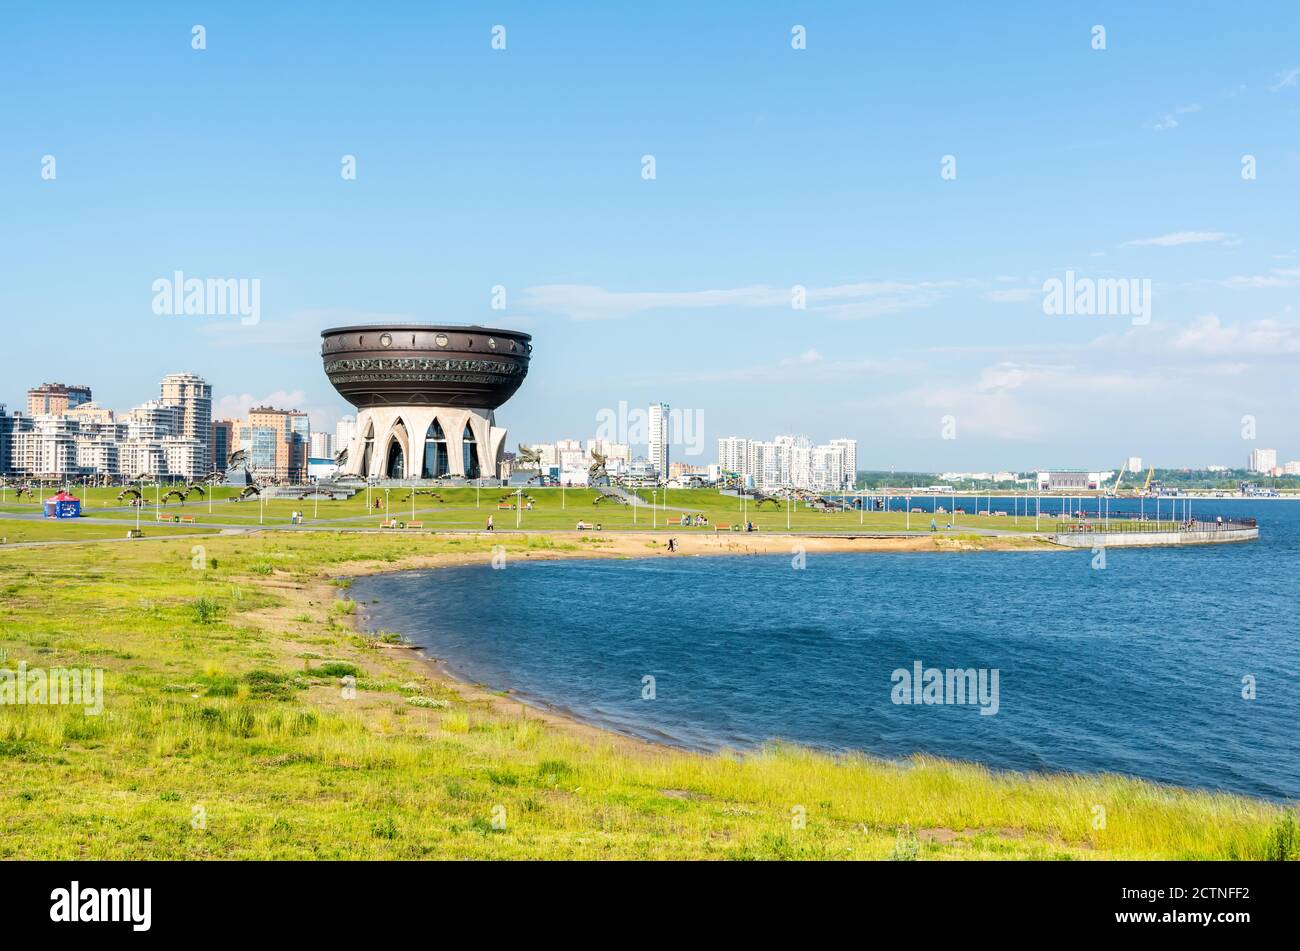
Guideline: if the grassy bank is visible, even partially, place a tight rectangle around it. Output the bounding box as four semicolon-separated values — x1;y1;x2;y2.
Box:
0;485;1053;535
0;532;1293;860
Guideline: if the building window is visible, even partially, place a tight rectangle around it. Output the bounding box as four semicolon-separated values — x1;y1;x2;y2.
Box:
422;420;449;479
462;423;479;479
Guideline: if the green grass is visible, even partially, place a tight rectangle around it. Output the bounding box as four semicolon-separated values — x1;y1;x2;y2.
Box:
0;485;1057;536
0;518;213;544
0;532;1292;860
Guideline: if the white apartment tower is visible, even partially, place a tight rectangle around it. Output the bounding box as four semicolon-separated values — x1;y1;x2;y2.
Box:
160;372;212;479
648;402;670;480
1248;448;1277;474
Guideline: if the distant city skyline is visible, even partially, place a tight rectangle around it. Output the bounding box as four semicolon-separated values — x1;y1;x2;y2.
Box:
3;4;1299;468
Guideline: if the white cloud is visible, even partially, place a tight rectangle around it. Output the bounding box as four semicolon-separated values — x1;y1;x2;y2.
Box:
780;348;823;366
1168;313;1300;355
213;389;343;435
983;288;1038;303
1219;264;1300;289
1121;231;1230;247
519;280;956;321
1269;67;1299;92
1152;115;1179;132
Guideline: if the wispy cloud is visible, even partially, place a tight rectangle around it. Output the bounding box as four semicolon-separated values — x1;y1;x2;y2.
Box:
518;280;957;321
983;288;1038;304
1121;231;1231;248
1219;264;1300;289
1269;67;1299;92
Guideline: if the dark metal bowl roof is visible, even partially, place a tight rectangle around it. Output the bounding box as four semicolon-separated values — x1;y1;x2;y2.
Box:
320;324;532;410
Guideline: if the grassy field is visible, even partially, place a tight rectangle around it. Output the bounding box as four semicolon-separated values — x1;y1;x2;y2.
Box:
0;485;1054;535
0;519;213;545
0;531;1293;860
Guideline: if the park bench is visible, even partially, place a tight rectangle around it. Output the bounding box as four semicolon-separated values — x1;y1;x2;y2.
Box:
406;521;424;529
379;519;395;529
180;516;196;524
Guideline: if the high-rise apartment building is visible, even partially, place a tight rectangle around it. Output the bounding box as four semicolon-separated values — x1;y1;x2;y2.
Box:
309;431;333;459
212;419;238;471
648;402;670;479
246;406;309;482
1248;448;1277;474
160;372;212;478
829;438;858;489
26;383;92;417
0;405;13;474
334;416;357;462
717;437;749;478
716;432;857;492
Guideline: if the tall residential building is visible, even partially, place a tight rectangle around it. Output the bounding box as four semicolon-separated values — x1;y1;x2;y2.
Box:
246;406;309;482
716;432;857;492
212;419;238;471
1248;448;1277;474
717;437;749;478
334;416;357;461
587;438;631;472
0;405;13;474
160;372;212;478
26;383;92;417
829;438;859;488
648;402;670;479
309;431;333;459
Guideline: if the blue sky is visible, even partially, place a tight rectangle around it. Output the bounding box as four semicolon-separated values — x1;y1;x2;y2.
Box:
2;2;1298;470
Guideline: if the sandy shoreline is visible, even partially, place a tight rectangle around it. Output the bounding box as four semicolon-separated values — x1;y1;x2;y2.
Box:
290;529;1057;756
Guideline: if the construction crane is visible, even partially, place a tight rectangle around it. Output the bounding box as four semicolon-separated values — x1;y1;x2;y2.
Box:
1141;466;1155;495
1108;459;1129;495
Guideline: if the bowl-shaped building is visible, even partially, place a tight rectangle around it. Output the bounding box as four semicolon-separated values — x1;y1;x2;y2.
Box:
321;324;532;481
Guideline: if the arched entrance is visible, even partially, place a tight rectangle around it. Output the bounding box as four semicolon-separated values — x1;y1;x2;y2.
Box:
384;419;409;478
385;441;405;478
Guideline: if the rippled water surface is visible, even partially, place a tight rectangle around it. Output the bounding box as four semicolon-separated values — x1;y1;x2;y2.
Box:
355;499;1300;799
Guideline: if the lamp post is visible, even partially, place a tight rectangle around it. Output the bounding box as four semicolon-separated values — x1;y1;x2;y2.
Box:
652;490;657;529
516;487;522;528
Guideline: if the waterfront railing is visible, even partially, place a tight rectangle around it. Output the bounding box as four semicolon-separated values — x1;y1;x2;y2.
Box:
1056;516;1257;535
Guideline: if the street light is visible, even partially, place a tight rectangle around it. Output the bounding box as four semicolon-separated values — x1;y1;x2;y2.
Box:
652;490;657;529
516;487;522;528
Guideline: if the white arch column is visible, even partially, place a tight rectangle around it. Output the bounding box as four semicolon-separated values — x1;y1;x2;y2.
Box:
345;406;505;480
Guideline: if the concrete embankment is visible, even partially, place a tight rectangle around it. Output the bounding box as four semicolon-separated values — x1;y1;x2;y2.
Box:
1053;527;1259;547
